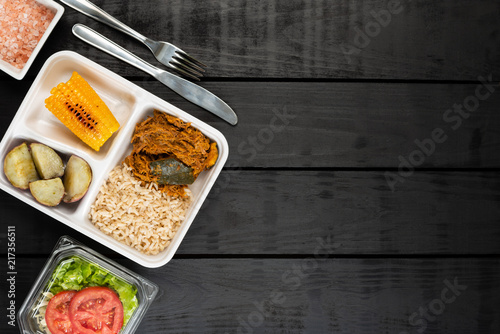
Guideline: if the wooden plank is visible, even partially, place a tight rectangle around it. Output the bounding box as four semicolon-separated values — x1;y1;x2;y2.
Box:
2;258;499;333
2;171;499;255
2;81;500;168
137;81;500;168
5;0;498;80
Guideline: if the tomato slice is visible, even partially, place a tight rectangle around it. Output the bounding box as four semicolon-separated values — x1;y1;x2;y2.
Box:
68;287;124;334
45;290;78;334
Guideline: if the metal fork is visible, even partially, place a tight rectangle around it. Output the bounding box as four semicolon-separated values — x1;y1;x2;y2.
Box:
60;0;206;80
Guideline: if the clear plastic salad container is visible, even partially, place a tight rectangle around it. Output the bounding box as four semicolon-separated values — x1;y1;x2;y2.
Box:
18;236;159;334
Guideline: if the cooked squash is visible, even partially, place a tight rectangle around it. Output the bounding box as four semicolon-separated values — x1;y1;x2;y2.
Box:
150;158;195;185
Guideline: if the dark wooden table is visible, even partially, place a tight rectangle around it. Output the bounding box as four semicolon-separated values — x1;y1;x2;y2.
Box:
1;1;500;333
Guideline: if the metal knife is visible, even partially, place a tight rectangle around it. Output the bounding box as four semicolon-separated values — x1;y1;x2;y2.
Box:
72;24;238;125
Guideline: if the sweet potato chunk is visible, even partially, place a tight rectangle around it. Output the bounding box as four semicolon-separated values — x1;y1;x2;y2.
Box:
63;155;92;203
30;143;64;179
29;178;65;206
4;142;39;189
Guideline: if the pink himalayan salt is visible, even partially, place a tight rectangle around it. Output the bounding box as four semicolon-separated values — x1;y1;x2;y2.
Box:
0;0;55;69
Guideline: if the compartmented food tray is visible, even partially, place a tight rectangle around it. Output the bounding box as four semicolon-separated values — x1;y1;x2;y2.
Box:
0;50;228;267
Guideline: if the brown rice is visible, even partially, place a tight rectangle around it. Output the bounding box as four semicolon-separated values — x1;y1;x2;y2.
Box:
89;163;192;255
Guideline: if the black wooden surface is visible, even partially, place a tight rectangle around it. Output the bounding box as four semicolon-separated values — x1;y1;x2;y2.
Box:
1;0;500;333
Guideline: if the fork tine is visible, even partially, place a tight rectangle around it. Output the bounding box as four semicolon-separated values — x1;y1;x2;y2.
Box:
175;49;207;69
168;64;201;81
170;58;204;79
170;58;204;76
173;53;206;74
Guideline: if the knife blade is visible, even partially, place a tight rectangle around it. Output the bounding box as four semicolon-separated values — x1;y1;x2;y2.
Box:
72;24;238;125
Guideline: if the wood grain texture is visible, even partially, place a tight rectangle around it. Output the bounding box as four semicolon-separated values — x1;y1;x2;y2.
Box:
0;1;498;332
1;258;499;333
2;80;500;168
1;0;499;80
2;171;498;256
137;81;500;168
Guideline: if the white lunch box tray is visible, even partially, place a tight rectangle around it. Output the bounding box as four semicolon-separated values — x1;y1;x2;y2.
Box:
0;51;228;267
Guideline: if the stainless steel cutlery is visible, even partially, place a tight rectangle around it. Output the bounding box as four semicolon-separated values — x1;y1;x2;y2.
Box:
72;24;238;125
60;0;206;81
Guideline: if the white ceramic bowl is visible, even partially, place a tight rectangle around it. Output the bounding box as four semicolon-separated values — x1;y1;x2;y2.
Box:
0;51;229;267
0;0;64;80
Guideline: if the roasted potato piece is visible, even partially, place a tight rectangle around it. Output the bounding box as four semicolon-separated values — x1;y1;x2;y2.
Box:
63;155;92;203
29;178;64;206
30;143;64;179
4;142;39;189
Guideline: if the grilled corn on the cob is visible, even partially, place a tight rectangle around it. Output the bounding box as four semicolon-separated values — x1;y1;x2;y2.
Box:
45;72;119;151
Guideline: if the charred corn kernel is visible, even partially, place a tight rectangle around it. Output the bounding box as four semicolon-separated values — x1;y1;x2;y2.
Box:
45;72;120;151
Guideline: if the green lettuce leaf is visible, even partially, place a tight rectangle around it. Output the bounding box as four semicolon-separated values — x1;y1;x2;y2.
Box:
48;256;139;325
